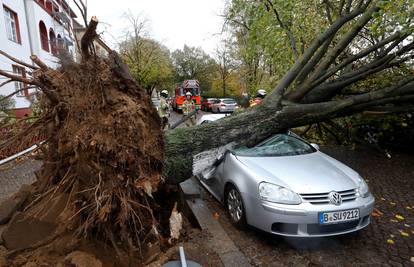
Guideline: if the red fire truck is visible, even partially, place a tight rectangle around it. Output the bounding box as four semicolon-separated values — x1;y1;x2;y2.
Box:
172;80;201;111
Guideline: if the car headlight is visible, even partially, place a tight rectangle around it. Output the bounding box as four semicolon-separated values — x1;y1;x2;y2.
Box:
358;178;370;198
258;182;301;205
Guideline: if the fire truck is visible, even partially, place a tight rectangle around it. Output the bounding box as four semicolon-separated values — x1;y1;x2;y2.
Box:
172;80;201;111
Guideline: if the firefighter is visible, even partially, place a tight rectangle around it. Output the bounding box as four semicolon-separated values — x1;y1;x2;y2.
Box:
182;92;196;126
250;89;267;107
159;90;170;129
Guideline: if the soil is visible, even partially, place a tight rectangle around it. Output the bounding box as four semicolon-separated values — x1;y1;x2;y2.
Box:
203;145;414;266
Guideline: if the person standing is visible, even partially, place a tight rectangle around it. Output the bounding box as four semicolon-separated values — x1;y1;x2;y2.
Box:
159;90;170;129
250;89;267;107
182;92;196;126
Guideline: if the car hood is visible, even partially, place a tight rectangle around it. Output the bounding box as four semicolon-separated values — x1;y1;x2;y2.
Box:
234;151;359;194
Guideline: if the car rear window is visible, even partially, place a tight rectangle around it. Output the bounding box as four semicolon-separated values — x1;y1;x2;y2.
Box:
223;99;236;104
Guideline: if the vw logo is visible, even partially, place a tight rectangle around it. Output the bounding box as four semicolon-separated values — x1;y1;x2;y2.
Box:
328;191;342;205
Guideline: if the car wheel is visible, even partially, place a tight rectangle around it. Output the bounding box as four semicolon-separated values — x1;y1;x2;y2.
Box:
225;185;246;228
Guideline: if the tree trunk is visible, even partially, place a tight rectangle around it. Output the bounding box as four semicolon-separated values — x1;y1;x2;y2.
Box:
164;78;414;184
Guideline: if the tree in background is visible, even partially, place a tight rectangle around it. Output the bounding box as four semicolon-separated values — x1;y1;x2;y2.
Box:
214;41;238;97
0;95;15;125
171;45;217;93
119;14;175;95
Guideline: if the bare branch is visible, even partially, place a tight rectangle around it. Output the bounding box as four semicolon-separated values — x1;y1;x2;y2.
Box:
0;69;35;85
0;50;38;70
265;5;367;106
308;32;407;90
0;86;37;103
291;3;379;101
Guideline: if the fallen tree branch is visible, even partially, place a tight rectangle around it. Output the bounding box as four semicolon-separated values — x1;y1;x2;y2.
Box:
0;50;38;70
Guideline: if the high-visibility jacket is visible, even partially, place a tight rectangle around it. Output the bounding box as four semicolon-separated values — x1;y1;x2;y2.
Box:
159;97;169;118
182;99;195;115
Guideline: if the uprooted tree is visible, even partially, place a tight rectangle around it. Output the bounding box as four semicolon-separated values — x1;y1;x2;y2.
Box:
0;0;413;265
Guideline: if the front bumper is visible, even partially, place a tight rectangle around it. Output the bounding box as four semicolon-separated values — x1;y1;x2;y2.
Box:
242;192;375;237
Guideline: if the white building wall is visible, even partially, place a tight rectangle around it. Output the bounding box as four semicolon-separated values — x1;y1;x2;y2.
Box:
0;0;33;109
0;0;76;110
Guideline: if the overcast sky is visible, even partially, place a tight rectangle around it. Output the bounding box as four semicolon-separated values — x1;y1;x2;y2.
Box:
78;0;226;55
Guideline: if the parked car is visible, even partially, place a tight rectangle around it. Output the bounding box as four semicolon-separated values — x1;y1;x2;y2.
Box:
201;98;217;111
211;98;238;113
196;114;229;125
197;131;375;237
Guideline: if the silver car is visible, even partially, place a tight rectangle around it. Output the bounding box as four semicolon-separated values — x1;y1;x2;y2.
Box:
198;132;375;237
211;98;238;113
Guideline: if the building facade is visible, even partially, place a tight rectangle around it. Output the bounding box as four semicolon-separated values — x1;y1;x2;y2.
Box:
0;0;76;117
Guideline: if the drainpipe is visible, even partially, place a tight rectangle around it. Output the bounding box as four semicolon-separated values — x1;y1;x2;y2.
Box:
23;0;35;63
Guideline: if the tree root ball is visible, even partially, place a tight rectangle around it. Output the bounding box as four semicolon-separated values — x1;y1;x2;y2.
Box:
12;54;165;264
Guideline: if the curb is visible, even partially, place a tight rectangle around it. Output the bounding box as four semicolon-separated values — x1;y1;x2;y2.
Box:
180;177;251;267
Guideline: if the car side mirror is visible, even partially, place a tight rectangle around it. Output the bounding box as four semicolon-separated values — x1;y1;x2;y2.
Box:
311;143;320;150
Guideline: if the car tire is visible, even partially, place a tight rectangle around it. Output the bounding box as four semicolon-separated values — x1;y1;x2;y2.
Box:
225;184;247;228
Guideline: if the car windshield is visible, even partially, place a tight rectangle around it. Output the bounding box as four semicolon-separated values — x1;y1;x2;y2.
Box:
233;134;316;157
223;99;236;104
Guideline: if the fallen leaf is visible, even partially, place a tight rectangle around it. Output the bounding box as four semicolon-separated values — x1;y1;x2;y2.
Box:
404;224;411;228
400;231;409;237
407;206;412;210
372;208;383;217
380;197;386;201
395;214;405;221
390;234;395;238
390;202;396;206
213;212;220;220
390;219;399;223
387;239;395;245
411;257;414;263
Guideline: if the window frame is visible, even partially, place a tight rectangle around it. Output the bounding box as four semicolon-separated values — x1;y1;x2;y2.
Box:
12;65;27;97
3;5;22;44
39;20;49;52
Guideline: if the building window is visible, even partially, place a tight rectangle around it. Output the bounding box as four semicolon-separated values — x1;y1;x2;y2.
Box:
49;29;57;55
45;0;53;13
39;21;49;52
3;5;21;44
12;65;27;97
52;2;59;13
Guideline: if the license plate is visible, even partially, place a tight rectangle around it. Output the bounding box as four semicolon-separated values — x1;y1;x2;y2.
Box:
319;209;359;224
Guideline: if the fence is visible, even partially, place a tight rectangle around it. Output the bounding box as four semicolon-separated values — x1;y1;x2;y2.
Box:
0;123;45;161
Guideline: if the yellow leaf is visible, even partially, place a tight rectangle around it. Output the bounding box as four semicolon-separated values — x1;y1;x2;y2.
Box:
411;257;414;263
390;202;396;206
395;215;405;221
387;239;395;245
400;231;409;237
407;206;412;210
